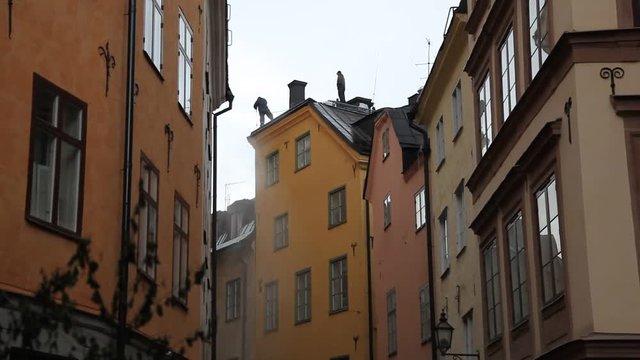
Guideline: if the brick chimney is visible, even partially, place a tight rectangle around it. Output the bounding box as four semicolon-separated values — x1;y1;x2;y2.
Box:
288;80;307;109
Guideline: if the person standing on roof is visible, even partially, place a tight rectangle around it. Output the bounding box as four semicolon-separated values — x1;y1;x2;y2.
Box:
336;71;346;102
253;96;274;126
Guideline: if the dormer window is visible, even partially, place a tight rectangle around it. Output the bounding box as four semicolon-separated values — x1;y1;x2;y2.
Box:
382;128;390;160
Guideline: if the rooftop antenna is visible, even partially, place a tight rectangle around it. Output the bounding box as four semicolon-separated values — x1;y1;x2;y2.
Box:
224;181;244;210
372;53;380;104
415;38;432;81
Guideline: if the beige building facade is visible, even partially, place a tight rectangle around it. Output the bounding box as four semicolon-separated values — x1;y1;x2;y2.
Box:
463;0;640;358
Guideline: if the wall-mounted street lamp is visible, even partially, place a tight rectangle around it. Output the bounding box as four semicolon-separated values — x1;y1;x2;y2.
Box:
434;309;479;359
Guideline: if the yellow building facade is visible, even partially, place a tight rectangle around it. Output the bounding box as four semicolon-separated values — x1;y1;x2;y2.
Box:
248;90;373;360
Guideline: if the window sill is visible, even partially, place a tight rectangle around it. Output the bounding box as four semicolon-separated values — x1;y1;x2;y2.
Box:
295;163;310;173
541;293;565;319
440;267;450;280
452;125;463;143
415;224;426;233
264;328;278;334
420;336;431;345
384;222;391;231
328;221;346;230
142;51;164;82
510;318;530;340
26;216;83;243
273;244;288;252
383;153;389;162
388;351;397;358
267;180;279;188
329;307;348;316
294;318;311;326
486;335;503;355
178;103;193;126
167;296;189;312
456;245;467;258
136;267;156;284
435;158;446;172
225;316;241;323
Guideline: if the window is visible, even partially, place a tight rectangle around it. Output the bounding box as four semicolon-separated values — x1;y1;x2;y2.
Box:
274;213;288;250
528;0;550;79
478;74;493;156
436;116;445;166
419;284;431;342
329;187;346;227
330;356;349;360
455;182;466;253
172;194;189;303
225;278;241;321
266;151;279;186
463;312;474;354
143;0;163;70
415;188;427;230
178;11;193;117
439;209;449;275
483;239;502;341
634;0;640;26
139;156;159;279
383;193;392;228
452;81;463;135
382;128;390;159
500;28;517;120
329;256;348;312
265;281;278;332
536;175;564;304
27;75;86;236
507;211;528;324
295;269;311;323
296;133;311;170
387;289;397;356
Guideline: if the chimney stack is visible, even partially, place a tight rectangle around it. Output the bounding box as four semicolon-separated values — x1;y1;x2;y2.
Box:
288;80;307;109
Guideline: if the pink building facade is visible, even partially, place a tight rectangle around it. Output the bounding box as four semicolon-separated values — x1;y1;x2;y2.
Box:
364;108;433;359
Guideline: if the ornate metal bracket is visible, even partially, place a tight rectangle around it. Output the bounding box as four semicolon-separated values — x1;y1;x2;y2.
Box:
600;67;624;96
164;124;174;172
564;97;573;144
8;0;14;39
352;335;359;351
350;242;357;256
194;164;201;208
98;42;116;97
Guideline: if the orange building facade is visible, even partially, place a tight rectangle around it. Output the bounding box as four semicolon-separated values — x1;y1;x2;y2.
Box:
0;0;230;358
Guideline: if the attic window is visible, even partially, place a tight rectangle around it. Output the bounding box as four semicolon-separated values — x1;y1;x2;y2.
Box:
382;128;390;160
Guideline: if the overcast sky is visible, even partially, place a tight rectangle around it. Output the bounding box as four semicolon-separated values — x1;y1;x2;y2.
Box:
215;0;460;211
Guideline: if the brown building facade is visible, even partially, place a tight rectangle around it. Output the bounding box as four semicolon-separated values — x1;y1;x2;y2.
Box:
0;0;229;358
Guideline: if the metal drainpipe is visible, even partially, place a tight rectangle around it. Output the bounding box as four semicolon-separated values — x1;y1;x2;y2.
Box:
365;201;374;360
117;0;136;358
211;91;233;360
416;126;438;360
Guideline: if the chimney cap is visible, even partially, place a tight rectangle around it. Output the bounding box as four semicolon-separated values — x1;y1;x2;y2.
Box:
288;80;307;87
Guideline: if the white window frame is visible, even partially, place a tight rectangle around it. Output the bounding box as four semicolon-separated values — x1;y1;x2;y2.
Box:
415;187;427;230
329;187;346;227
436;116;445;166
266;151;279;186
500;28;517;121
274;213;288;250
387;289;397;356
172;194;189;303
536;175;564;304
455;181;466;253
296;133;311;170
139;156;159;279
265;281;278;332
383;193;392;228
419;284;431;342
295;269;311;323
483;239;502;341
143;0;163;71
507;211;528;325
528;0;550;79
330;256;348;312
382;128;390;159
439;209;449;275
452;81;463;135
177;10;193;118
225;278;241;321
478;74;493;156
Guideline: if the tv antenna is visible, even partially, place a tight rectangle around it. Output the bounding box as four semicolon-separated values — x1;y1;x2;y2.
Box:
224;181;244;210
415;38;432;81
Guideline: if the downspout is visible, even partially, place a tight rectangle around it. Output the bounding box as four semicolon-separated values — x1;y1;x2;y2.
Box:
117;0;136;358
416;126;437;360
211;89;234;360
365;201;374;360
